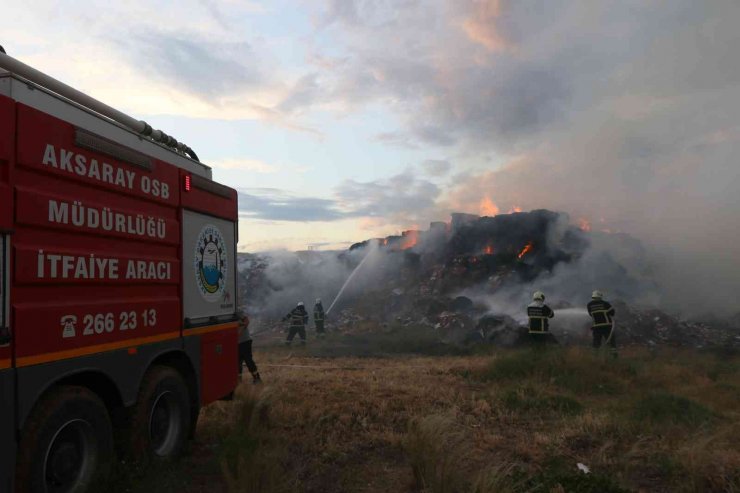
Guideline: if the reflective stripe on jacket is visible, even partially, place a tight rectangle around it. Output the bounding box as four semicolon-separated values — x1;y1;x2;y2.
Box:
587;300;615;328
527;302;554;333
284;307;308;327
314;304;325;322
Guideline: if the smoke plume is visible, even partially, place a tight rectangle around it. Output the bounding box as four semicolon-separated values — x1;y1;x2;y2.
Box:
297;0;740;317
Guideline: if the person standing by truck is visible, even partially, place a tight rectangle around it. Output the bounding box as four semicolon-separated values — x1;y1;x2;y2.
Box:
314;298;326;338
237;310;261;383
283;302;309;346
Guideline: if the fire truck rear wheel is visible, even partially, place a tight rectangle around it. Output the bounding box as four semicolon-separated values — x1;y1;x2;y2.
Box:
15;385;114;493
129;366;191;460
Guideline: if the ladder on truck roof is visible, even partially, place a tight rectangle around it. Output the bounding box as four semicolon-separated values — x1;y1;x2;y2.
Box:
0;46;211;179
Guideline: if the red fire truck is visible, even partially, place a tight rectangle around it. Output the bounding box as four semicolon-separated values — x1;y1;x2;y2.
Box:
0;48;240;492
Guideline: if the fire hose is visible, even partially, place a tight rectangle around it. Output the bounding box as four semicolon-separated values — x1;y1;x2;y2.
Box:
605;319;616;346
603;319;618;358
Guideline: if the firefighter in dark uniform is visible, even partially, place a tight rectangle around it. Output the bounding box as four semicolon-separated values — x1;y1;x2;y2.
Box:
587;290;617;356
283;302;309;345
314;298;326;337
527;291;555;345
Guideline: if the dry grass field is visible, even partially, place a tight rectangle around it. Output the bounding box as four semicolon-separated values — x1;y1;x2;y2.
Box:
112;336;740;493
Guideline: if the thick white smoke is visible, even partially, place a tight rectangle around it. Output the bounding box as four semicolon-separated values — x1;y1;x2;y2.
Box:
290;1;740;318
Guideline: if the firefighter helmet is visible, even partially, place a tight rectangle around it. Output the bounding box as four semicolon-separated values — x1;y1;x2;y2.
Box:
297;302;304;307
592;290;603;299
316;298;322;304
533;291;545;301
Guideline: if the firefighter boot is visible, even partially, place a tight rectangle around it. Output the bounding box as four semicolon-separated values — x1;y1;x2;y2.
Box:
251;372;262;384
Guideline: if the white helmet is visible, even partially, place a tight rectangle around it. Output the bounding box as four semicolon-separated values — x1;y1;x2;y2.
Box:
533;291;545;301
591;290;603;299
316;298;322;304
297;302;304;307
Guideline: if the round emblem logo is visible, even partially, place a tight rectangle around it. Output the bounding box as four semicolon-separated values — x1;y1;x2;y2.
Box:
194;224;228;302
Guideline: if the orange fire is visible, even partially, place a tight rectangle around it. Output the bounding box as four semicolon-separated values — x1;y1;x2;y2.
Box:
517;241;533;259
508;206;522;213
484;245;494;255
400;230;419;250
479;196;500;216
578;218;592;232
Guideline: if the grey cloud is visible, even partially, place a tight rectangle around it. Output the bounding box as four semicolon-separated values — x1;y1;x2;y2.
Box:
421;159;452;176
110;30;265;99
278;73;322;113
411;125;457;147
297;1;731;151
239;189;347;222
374;131;419;149
320;0;422;29
335;170;440;223
239;168;440;225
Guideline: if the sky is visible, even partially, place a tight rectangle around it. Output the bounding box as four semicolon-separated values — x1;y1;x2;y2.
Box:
2;0;739;265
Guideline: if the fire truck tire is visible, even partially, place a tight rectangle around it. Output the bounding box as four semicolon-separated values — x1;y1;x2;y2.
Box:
15;385;114;493
128;366;191;461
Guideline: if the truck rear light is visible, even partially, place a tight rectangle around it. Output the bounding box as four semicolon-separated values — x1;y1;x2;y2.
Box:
184;174;191;192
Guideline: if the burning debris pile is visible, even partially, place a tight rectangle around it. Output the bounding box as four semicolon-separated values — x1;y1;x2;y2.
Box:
239;210;739;350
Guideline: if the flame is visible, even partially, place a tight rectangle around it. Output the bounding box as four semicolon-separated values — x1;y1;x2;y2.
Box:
400;230;419;250
508;206;522;213
517;241;533;259
578;218;592;232
479;196;500;216
484;245;494;255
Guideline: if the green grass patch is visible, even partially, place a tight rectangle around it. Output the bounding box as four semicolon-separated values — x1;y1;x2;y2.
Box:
632;392;716;428
404;414;470;493
306;324;475;358
652;453;686;480
218;388;285;493
501;387;583;416
475;457;630;493
482;348;627;395
706;359;739;382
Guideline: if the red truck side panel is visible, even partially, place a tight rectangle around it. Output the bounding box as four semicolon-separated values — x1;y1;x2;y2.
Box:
180;170;238;222
16;187;179;245
197;325;238;405
0;95;13;371
0;96;13;233
16;104;179;207
12;104;182;366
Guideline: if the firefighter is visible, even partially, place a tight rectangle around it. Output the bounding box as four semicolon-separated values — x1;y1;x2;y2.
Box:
237;310;261;383
283;302;309;345
587;290;617;356
314;298;326;337
527;291;555;345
